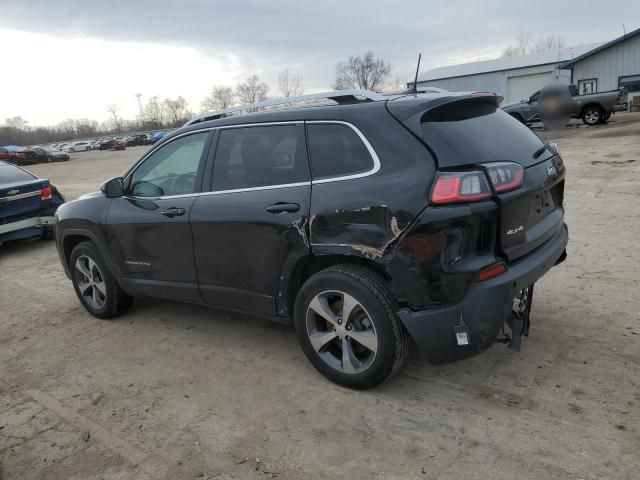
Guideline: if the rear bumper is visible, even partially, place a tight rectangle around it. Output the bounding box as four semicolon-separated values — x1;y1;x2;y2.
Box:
0;216;56;236
397;223;568;363
613;103;628;112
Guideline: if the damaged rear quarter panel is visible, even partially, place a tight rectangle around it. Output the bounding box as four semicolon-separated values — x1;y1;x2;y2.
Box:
308;108;435;260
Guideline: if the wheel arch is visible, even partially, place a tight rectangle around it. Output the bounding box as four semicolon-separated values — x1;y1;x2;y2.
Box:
580;102;605;117
60;228;121;280
282;254;391;320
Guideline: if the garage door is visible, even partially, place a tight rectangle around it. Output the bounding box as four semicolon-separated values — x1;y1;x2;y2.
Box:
506;72;553;103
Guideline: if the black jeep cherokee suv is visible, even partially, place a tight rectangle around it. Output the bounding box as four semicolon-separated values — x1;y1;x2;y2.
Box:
55;90;568;389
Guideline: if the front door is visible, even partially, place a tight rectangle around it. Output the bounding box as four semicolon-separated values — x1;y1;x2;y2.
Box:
191;123;311;316
105;130;212;303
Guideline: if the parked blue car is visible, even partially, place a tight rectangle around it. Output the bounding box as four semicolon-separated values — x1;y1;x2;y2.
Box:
0;161;65;244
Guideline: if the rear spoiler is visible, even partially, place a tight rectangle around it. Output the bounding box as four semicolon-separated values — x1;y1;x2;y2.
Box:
386;92;503;143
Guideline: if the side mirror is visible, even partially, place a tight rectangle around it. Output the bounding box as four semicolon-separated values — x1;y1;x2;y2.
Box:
100;177;124;198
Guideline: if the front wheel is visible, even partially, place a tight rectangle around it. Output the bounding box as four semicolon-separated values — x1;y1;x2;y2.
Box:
582;106;604;126
70;241;133;319
294;265;410;389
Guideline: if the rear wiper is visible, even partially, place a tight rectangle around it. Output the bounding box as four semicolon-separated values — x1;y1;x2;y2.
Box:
533;142;551;159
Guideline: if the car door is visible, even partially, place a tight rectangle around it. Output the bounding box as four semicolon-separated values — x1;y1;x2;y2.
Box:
190;123;311;316
105;130;213;303
524;91;540;122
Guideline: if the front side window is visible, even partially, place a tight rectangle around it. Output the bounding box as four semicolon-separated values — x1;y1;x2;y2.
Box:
211;124;308;191
128;132;208;197
306;123;374;180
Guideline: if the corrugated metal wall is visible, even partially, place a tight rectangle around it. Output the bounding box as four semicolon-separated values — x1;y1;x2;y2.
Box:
572;34;640;91
416;63;567;102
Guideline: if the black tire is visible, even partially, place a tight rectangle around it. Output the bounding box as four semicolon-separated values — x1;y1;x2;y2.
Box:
582;106;604;126
294;264;410;389
69;241;133;319
85;147;91;151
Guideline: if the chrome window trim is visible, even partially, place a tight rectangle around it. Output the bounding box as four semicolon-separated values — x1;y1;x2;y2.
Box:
123;127;214;182
122;120;380;201
306;120;381;184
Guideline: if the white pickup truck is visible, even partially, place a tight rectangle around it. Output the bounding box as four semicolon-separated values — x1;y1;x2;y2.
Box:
501;84;628;126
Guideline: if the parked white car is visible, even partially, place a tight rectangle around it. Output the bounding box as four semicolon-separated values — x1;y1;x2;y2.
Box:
65;141;93;152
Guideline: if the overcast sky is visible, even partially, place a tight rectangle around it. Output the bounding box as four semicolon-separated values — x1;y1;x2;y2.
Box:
1;0;638;125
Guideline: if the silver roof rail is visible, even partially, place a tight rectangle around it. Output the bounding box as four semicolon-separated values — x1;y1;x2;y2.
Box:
185;89;387;126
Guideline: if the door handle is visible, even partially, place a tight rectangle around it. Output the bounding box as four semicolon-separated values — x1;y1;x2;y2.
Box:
264;202;300;214
161;207;185;218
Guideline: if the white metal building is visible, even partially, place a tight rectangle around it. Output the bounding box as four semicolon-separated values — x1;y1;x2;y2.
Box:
560;27;640;101
414;44;599;103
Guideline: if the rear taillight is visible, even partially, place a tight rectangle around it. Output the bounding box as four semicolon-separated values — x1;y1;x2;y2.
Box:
430;171;491;204
484;162;524;193
41;185;52;200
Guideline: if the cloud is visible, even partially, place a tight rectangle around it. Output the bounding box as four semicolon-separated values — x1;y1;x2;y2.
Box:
1;0;637;123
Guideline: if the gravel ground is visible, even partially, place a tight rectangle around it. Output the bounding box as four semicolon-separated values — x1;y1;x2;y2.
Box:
1;114;639;480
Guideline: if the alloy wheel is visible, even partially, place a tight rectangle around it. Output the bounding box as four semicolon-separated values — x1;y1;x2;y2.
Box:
305;290;378;374
74;255;107;310
585;109;600;125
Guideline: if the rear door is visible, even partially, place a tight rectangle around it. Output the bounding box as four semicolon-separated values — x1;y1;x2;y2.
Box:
418;98;565;261
105;130;212;302
191;123;311;316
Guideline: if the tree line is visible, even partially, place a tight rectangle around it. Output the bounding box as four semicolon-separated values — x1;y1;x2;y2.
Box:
10;39;570;146
1;50;403;146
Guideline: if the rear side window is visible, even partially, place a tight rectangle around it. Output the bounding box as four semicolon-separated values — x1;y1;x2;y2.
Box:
307;123;374;180
0;163;35;183
211;124;308;191
421;101;545;167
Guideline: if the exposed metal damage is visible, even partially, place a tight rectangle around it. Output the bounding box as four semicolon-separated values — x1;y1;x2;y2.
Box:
309;205;407;259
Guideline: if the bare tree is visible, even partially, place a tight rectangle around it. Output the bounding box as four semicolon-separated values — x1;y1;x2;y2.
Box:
5;116;29;131
143;96;165;128
278;70;303;98
501;45;521;58
74;118;99;137
532;35;566;52
202;86;236;111
107;104;124;132
236;75;269;104
163;96;191;125
334;51;392;91
383;75;407;93
502;31;565;57
516;31;533;55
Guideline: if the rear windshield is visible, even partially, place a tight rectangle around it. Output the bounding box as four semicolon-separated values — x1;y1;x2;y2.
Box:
421;101;545;167
0;163;36;183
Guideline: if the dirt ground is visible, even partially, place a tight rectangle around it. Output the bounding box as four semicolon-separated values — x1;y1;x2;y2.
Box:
1;114;639;480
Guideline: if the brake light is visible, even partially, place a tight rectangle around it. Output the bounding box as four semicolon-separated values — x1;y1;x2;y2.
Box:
484;162;524;193
476;262;507;282
430;171;491;204
41;185;52;200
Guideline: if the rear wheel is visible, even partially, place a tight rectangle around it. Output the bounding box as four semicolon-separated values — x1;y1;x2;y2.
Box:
582;106;604;126
85;146;91;151
70;241;132;319
294;265;410;389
